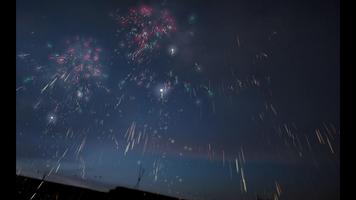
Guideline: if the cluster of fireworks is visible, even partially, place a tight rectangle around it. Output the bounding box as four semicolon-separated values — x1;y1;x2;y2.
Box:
16;3;339;200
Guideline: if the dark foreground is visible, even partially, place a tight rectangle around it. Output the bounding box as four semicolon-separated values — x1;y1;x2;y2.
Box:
16;175;183;200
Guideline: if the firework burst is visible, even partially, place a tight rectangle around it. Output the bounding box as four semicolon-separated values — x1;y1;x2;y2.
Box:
113;5;177;64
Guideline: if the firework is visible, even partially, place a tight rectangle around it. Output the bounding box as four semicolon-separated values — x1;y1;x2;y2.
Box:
113;5;177;64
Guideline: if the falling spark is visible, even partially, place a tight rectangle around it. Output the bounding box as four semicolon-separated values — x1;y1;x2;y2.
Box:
37;181;44;190
124;142;130;156
275;181;282;196
64;72;71;82
131;139;135;149
235;158;239;174
241;147;246;163
236;35;240;47
16;86;25;92
315;129;325;144
137;132;142;144
49;77;58;87
59;148;69;161
153;160;161;182
80;157;86;179
55;163;61;173
323;122;334;140
17;53;30;59
76;136;87;158
142;135;149;155
41;82;50;93
29;192;37;200
47;166;55;177
16;167;22;175
115;94;125;109
113;135;119;151
326;136;335;154
65;129;71;138
241;167;247;192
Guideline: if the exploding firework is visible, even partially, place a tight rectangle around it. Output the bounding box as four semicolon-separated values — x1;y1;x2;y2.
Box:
29;36;112;129
113;5;177;64
38;37;110;108
47;37;106;92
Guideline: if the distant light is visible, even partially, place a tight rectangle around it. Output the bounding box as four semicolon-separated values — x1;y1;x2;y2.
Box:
47;113;57;124
77;90;83;98
157;84;171;101
168;46;177;56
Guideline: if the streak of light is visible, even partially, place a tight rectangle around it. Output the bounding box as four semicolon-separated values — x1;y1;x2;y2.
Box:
33;100;41;110
47;166;55;177
49;77;58;87
275;181;282;196
40;82;50;93
37;181;44;190
80;156;86;179
131;139;135;149
326;135;335;154
60;72;66;79
236;35;240;47
241;167;247;192
65;129;71;138
64;72;71;82
29;192;37;200
16;167;22;175
138;131;142;144
153;160;161;182
76;136;87;158
16;86;25;92
235;158;239;174
58;148;68;163
115;94;125;109
315;129;325;144
17;53;30;59
113;135;119;151
241;147;246;163
284;124;291;137
55;163;61;173
124;142;130;156
142;135;149;155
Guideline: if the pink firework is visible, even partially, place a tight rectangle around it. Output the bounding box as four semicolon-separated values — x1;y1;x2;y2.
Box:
49;37;105;87
114;5;177;63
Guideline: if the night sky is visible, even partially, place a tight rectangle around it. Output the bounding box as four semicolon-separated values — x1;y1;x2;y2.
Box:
16;0;339;199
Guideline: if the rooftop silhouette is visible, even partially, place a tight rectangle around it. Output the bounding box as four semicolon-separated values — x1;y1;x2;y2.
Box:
17;175;184;200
